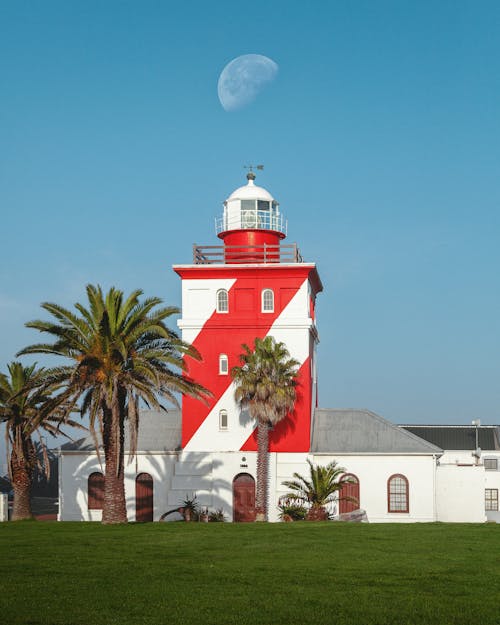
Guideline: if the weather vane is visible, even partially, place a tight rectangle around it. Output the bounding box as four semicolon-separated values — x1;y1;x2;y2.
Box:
244;164;264;180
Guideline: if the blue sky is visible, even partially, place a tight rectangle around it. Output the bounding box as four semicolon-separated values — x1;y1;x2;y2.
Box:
1;1;499;463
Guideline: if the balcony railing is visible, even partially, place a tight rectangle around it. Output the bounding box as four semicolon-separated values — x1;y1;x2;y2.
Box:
215;211;287;235
192;243;303;264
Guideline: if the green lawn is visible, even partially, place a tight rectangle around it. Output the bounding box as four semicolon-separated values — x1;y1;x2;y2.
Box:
1;522;499;625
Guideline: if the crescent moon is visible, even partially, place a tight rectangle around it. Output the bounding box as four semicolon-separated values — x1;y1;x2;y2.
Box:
217;54;279;112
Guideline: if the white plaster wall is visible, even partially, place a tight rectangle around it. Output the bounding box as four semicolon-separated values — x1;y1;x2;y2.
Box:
310;454;438;522
437;451;500;522
60;449;494;524
177;278;236;343
59;452;178;521
436;464;486;522
484;454;500;522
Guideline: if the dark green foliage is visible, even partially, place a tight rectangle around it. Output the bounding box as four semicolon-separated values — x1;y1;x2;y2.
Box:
1;523;500;625
282;459;353;519
277;498;307;521
0;362;79;519
20;285;210;523
208;507;226;522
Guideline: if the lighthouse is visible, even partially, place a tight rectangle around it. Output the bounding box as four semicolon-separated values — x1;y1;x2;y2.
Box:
173;171;323;455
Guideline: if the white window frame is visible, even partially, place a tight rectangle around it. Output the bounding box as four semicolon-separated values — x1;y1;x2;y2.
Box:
261;289;274;313
216;289;228;313
219;409;228;431
219;354;228;375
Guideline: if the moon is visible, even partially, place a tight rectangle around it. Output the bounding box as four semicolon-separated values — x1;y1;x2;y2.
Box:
218;54;279;112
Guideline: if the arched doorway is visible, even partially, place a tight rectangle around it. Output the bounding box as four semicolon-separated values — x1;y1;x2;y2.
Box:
233;473;256;522
135;473;154;522
339;473;360;514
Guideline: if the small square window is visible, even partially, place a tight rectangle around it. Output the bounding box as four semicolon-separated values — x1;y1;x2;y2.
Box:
484;458;498;471
485;489;498;511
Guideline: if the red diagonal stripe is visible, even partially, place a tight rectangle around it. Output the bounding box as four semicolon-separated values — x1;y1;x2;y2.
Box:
181;270;306;448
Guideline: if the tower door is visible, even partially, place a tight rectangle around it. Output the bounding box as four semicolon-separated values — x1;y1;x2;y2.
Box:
233;473;256;522
339;474;360;514
135;473;154;522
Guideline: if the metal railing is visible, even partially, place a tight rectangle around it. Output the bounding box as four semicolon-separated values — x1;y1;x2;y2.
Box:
192;243;303;264
215;212;287;236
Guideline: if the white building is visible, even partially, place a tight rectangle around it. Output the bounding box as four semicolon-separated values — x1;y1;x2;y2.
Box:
58;174;499;523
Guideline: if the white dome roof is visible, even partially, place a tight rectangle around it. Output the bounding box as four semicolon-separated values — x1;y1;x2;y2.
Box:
227;178;275;202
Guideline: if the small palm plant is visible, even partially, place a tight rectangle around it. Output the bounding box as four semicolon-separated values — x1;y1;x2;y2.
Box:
281;459;354;521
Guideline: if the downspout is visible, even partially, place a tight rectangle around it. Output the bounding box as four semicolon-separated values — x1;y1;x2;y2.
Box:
433;453;442;522
57;448;62;522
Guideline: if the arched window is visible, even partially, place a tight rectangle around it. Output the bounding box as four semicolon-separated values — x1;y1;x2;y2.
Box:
219;354;228;375
88;472;104;510
219;409;228;430
387;474;409;513
216;289;228;313
261;289;274;313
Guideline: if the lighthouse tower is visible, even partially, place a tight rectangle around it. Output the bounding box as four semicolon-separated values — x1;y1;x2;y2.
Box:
173;172;322;455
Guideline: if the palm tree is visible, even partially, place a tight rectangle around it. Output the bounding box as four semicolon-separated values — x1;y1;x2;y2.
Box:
19;285;209;524
281;459;354;521
232;336;299;521
0;362;77;520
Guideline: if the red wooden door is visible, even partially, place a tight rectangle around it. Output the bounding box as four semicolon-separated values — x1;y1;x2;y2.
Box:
339;474;360;514
233;474;256;522
136;473;154;522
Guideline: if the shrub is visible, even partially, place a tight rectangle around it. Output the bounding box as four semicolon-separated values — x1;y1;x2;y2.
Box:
278;498;307;522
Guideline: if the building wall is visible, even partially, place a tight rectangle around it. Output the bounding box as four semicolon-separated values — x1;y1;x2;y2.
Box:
60;450;440;523
438;450;500;522
59;452;178;522
436;464;486;522
308;454;438;522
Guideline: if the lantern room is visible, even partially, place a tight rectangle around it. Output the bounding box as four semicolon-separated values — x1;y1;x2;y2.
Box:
193;172;301;264
213;172;286;262
216;171;286;239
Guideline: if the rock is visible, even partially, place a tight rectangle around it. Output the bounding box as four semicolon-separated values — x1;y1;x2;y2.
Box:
337;508;368;523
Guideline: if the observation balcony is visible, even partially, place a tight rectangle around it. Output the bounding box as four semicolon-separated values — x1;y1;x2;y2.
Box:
192;243;303;264
215;210;287;236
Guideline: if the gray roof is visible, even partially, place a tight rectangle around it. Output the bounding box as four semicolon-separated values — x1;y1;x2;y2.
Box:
400;425;500;451
61;409;181;452
311;409;442;454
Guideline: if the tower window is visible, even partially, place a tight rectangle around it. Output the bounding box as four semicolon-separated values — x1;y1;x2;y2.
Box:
219;354;228;375
216;289;228;313
261;289;274;313
219;409;228;431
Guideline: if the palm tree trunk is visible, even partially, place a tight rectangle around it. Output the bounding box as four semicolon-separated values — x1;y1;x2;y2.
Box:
10;437;34;521
255;419;269;522
102;399;127;524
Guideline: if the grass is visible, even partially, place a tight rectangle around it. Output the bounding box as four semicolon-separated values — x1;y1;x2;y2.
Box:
1;522;499;625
